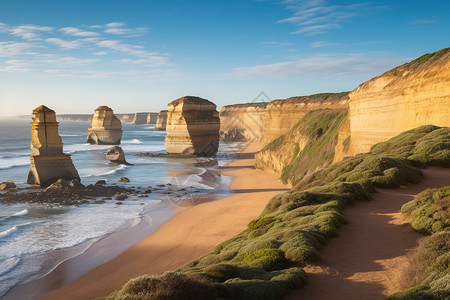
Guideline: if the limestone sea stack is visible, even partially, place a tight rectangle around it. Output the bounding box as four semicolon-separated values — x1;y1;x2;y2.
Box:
106;146;130;165
155;110;168;131
132;113;148;124
87;106;122;145
147;112;158;124
27;105;80;187
165;96;220;156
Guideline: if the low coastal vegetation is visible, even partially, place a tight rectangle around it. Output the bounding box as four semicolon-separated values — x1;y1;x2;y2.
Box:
101;125;450;300
387;186;450;300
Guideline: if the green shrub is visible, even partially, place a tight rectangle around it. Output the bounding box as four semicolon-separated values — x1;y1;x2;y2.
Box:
232;249;288;271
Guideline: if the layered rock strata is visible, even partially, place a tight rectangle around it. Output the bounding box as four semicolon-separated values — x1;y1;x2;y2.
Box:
155;110;168;130
87;106;122;145
27;105;80;187
165;96;220;156
219;103;267;146
345;47;450;157
147;113;158;124
262;93;349;145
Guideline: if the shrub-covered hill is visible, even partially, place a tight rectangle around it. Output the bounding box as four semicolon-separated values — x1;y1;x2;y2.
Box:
101;125;450;300
387;186;450;300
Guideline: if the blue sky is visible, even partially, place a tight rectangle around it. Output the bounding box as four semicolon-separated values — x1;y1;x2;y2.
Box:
0;0;449;116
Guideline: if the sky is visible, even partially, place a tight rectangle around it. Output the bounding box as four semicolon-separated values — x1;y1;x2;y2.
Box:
0;0;449;116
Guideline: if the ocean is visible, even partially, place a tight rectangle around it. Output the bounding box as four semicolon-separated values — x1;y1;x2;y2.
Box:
0;118;235;298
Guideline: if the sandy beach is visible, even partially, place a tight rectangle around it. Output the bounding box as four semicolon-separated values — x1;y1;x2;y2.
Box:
33;145;288;300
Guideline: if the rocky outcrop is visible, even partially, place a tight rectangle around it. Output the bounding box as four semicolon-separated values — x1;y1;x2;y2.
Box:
132;113;149;124
106;146;130;165
87;106;122;145
155;110;168;130
119;114;134;123
219;103;267;146
147;113;158;124
165;96;220;156
27;105;80;187
262;93;349;145
344;47;450;157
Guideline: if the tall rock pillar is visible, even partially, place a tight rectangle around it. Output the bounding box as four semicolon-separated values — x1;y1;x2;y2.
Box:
27;105;80;187
87;106;122;144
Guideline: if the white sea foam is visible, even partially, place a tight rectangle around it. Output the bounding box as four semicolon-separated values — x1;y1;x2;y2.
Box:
0;226;18;239
79;164;127;178
64;143;111;153
0;156;29;169
0;256;20;276
122;139;142;144
12;209;28;216
60;134;81;137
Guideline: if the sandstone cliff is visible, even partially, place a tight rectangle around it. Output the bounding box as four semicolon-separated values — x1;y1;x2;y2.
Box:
118;114;134;123
255;109;347;185
27;105;80;187
219;102;267;146
165;96;220;156
155;110;168;130
262;93;349;145
132;113;149;124
344;47;450;157
147;113;158;124
87;106;122;145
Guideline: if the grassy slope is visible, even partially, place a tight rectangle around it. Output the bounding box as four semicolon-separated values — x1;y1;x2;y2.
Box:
101;124;450;300
386;187;450;300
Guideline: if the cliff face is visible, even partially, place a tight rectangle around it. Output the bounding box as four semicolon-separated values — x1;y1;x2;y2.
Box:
155;110;168;131
87;106;122;145
262;93;349;145
28;105;79;187
219;103;267;146
345;47;450;157
132;113;149;124
165;96;220;156
255;109;348;186
147;113;158;124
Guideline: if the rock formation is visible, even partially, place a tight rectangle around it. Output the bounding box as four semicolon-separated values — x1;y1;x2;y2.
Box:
132;113;149;124
262;93;349;145
147;113;158;124
165;96;220;156
343;47;450;157
87;106;122;145
119;114;134;123
155;110;168;130
106;146;130;165
27;105;80;187
219;103;267;147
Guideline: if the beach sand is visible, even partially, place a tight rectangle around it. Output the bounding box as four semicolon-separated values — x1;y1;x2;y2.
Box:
36;145;288;300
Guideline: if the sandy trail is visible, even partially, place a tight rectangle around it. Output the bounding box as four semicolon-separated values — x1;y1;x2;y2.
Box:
285;167;450;300
38;146;288;300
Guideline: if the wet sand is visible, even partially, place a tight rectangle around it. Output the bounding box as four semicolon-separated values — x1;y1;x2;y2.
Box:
284;167;450;300
37;145;288;300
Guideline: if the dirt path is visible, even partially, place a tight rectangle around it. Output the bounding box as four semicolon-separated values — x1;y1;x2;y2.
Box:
285;167;450;300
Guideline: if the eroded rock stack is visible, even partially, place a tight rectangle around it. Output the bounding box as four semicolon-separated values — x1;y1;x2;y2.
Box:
87;106;122;145
147;113;158;124
106;146;130;165
27;105;80;187
155;110;168;130
132;113;148;124
165;96;220;156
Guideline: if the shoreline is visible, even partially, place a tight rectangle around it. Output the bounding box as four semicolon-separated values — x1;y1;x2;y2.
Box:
12;143;287;300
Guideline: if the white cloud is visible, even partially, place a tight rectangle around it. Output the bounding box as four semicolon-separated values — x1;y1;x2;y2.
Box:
1;59;35;72
279;1;370;35
9;24;53;40
310;41;339;47
261;41;294;48
232;53;409;78
59;27;99;37
45;56;100;66
46;38;83;49
106;22;126;28
0;42;36;56
94;51;108;55
118;57;170;67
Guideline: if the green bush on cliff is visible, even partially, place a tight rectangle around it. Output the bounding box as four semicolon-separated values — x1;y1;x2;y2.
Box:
105;125;450;300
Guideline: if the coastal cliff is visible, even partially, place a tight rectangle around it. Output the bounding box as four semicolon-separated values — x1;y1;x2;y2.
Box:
262;93;349;145
132;113;148;124
219;102;267;146
87;106;122;145
345;47;450;157
155;110;168;130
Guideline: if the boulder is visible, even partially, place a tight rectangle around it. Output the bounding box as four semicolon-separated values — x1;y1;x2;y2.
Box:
0;181;16;190
95;180;107;185
106;146;130;165
27;105;80;187
155;110;168;130
87;106;122;145
165;96;220;156
119;177;130;183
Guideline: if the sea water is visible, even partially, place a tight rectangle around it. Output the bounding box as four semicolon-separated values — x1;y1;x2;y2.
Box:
0;118;236;298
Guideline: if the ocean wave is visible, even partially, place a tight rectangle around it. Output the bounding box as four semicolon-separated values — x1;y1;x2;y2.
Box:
122;139;143;144
64;143;111;154
0;226;18;240
12;209;28;217
0;156;29;169
79;164;127;178
0;256;21;276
